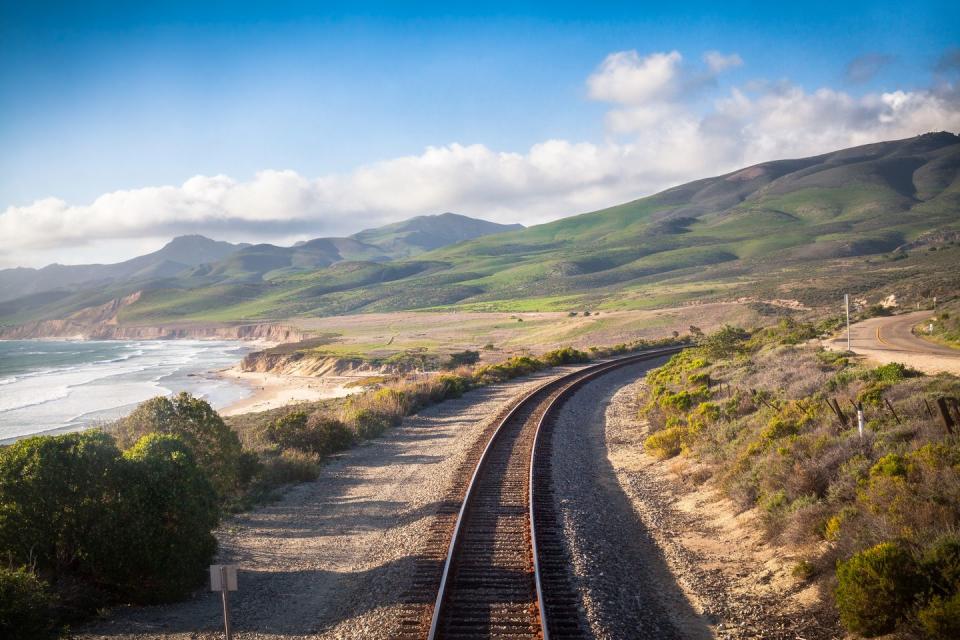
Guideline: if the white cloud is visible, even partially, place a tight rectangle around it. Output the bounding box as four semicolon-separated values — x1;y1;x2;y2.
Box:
587;50;683;104
3;49;960;268
704;51;743;73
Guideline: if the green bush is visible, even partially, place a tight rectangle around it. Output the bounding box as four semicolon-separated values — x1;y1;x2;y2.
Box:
0;431;222;620
266;411;354;455
835;542;923;636
921;534;960;598
343;407;395;439
115;434;220;602
917;592;960;639
265;410;313;451
0;431;123;577
870;362;919;383
305;414;354;455
116;393;243;498
541;347;590;366
0;567;56;640
701;324;749;359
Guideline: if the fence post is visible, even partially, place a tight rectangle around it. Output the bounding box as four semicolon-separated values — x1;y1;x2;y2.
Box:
935;397;955;435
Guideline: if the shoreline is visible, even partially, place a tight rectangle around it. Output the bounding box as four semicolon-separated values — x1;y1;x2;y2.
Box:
217;366;369;416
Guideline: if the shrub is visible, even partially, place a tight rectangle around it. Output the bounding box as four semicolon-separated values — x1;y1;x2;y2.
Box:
792;560;816;581
701;324;750;359
0;431;222;620
305;414;354;454
644;426;684;459
115;434;220;602
917;592;960;639
870;362;920;383
0;431;123;577
541;347;590;366
266;411;316;451
0;567;56;640
434;373;472;399
445;350;480;368
257;450;321;485
920;534;960;598
343;407;395;439
116;393;243;498
835;542;923;636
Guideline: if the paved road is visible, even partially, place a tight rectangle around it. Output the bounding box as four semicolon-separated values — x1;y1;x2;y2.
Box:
826;310;960;375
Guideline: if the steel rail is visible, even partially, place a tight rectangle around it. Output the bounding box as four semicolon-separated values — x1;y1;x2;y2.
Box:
427;346;682;639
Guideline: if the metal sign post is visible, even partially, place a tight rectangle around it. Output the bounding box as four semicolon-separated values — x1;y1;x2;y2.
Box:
210;565;238;640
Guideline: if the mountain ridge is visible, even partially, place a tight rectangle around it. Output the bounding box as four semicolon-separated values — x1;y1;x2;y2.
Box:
2;132;958;329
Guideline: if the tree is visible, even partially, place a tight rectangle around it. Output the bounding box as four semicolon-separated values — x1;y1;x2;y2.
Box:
117;393;243;498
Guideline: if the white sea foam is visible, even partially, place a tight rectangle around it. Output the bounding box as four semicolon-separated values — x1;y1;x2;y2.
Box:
0;340;252;442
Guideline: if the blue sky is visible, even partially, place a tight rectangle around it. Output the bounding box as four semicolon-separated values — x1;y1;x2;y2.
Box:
1;1;959;266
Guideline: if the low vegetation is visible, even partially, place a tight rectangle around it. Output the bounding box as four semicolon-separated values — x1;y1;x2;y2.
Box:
0;430;220;635
0;335;684;636
926;299;960;348
638;320;960;637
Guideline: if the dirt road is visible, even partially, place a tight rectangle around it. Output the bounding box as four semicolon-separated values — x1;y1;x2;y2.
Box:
825;310;960;375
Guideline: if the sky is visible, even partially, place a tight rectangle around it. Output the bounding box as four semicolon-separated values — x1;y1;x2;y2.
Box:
1;1;959;268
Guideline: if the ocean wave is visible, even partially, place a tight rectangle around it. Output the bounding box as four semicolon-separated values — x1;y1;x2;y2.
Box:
0;385;71;412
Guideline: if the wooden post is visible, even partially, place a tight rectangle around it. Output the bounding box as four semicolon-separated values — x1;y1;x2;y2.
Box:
884;398;901;425
831;398;848;426
936;397;956;435
923;398;935;419
949;398;960;426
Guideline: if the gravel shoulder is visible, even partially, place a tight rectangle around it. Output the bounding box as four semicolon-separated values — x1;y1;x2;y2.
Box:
76;369;573;640
552;362;842;640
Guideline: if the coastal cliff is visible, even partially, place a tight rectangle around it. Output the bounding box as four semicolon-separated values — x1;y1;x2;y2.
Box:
0;320;305;343
238;350;401;376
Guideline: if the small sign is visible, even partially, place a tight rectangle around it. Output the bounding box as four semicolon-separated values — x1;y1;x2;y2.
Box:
210;565;238;591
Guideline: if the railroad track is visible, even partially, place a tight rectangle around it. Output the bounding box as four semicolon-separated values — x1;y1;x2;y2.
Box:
393;347;681;639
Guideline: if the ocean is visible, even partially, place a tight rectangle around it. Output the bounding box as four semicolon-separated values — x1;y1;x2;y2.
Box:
0;340;252;443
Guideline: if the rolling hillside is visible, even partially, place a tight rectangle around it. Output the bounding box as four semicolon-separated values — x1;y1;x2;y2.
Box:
3;132;959;330
0;235;247;302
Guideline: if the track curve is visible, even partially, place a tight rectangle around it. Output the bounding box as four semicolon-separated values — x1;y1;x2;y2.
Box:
424;348;682;640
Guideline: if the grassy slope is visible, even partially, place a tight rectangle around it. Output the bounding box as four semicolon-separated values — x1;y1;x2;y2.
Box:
4;133;959;327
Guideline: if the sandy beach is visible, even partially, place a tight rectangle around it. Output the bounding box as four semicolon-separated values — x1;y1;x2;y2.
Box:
217;366;369;416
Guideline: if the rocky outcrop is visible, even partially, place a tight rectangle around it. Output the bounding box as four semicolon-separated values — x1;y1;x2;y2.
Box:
239;351;401;377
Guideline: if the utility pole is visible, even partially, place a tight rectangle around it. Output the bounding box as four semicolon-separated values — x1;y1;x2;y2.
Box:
845;294;851;352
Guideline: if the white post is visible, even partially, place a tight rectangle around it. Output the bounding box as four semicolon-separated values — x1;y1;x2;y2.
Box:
857;407;864;439
845;294;851;352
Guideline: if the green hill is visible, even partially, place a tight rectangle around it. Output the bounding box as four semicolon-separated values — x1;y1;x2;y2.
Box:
4;132;959;328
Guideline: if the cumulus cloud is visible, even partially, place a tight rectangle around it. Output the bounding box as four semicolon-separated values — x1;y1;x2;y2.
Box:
844;53;894;84
3;48;960;267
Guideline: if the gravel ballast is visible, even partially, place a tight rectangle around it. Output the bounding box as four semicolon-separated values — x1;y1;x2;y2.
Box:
77;369;573;640
551;361;840;640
